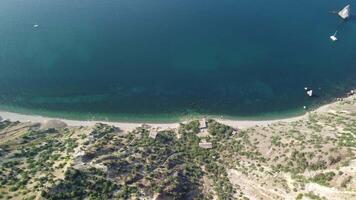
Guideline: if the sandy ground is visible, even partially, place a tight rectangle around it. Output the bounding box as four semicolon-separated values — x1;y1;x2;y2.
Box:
214;115;305;129
217;99;342;128
0;110;303;131
0;98;343;132
0;111;179;132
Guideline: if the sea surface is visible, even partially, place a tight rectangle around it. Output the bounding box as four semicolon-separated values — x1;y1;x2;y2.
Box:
1;0;356;122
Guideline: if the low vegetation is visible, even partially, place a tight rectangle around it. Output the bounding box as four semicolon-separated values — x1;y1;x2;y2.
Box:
0;96;355;199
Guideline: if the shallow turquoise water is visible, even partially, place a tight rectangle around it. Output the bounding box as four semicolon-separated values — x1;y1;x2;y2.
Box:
0;0;356;122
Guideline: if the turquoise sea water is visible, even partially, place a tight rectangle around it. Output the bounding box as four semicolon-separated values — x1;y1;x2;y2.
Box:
0;0;356;122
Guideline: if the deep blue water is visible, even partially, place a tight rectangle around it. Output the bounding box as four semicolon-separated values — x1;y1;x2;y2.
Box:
0;0;356;122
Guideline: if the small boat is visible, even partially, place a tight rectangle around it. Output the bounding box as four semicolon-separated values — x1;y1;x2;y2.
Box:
338;5;351;20
330;31;338;41
306;90;313;97
33;24;39;28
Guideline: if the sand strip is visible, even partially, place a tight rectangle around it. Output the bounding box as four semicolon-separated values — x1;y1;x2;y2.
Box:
0;97;346;131
0;110;305;131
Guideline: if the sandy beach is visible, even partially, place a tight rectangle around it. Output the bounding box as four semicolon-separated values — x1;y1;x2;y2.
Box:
0;110;180;132
0;109;306;131
0;96;348;131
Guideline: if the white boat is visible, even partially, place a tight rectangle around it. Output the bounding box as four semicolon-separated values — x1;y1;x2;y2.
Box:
307;90;313;97
338;5;351;20
33;24;39;28
330;31;338;41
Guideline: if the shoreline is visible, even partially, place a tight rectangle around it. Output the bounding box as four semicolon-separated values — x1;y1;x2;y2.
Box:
0;110;180;132
0;95;352;131
0;109;308;132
